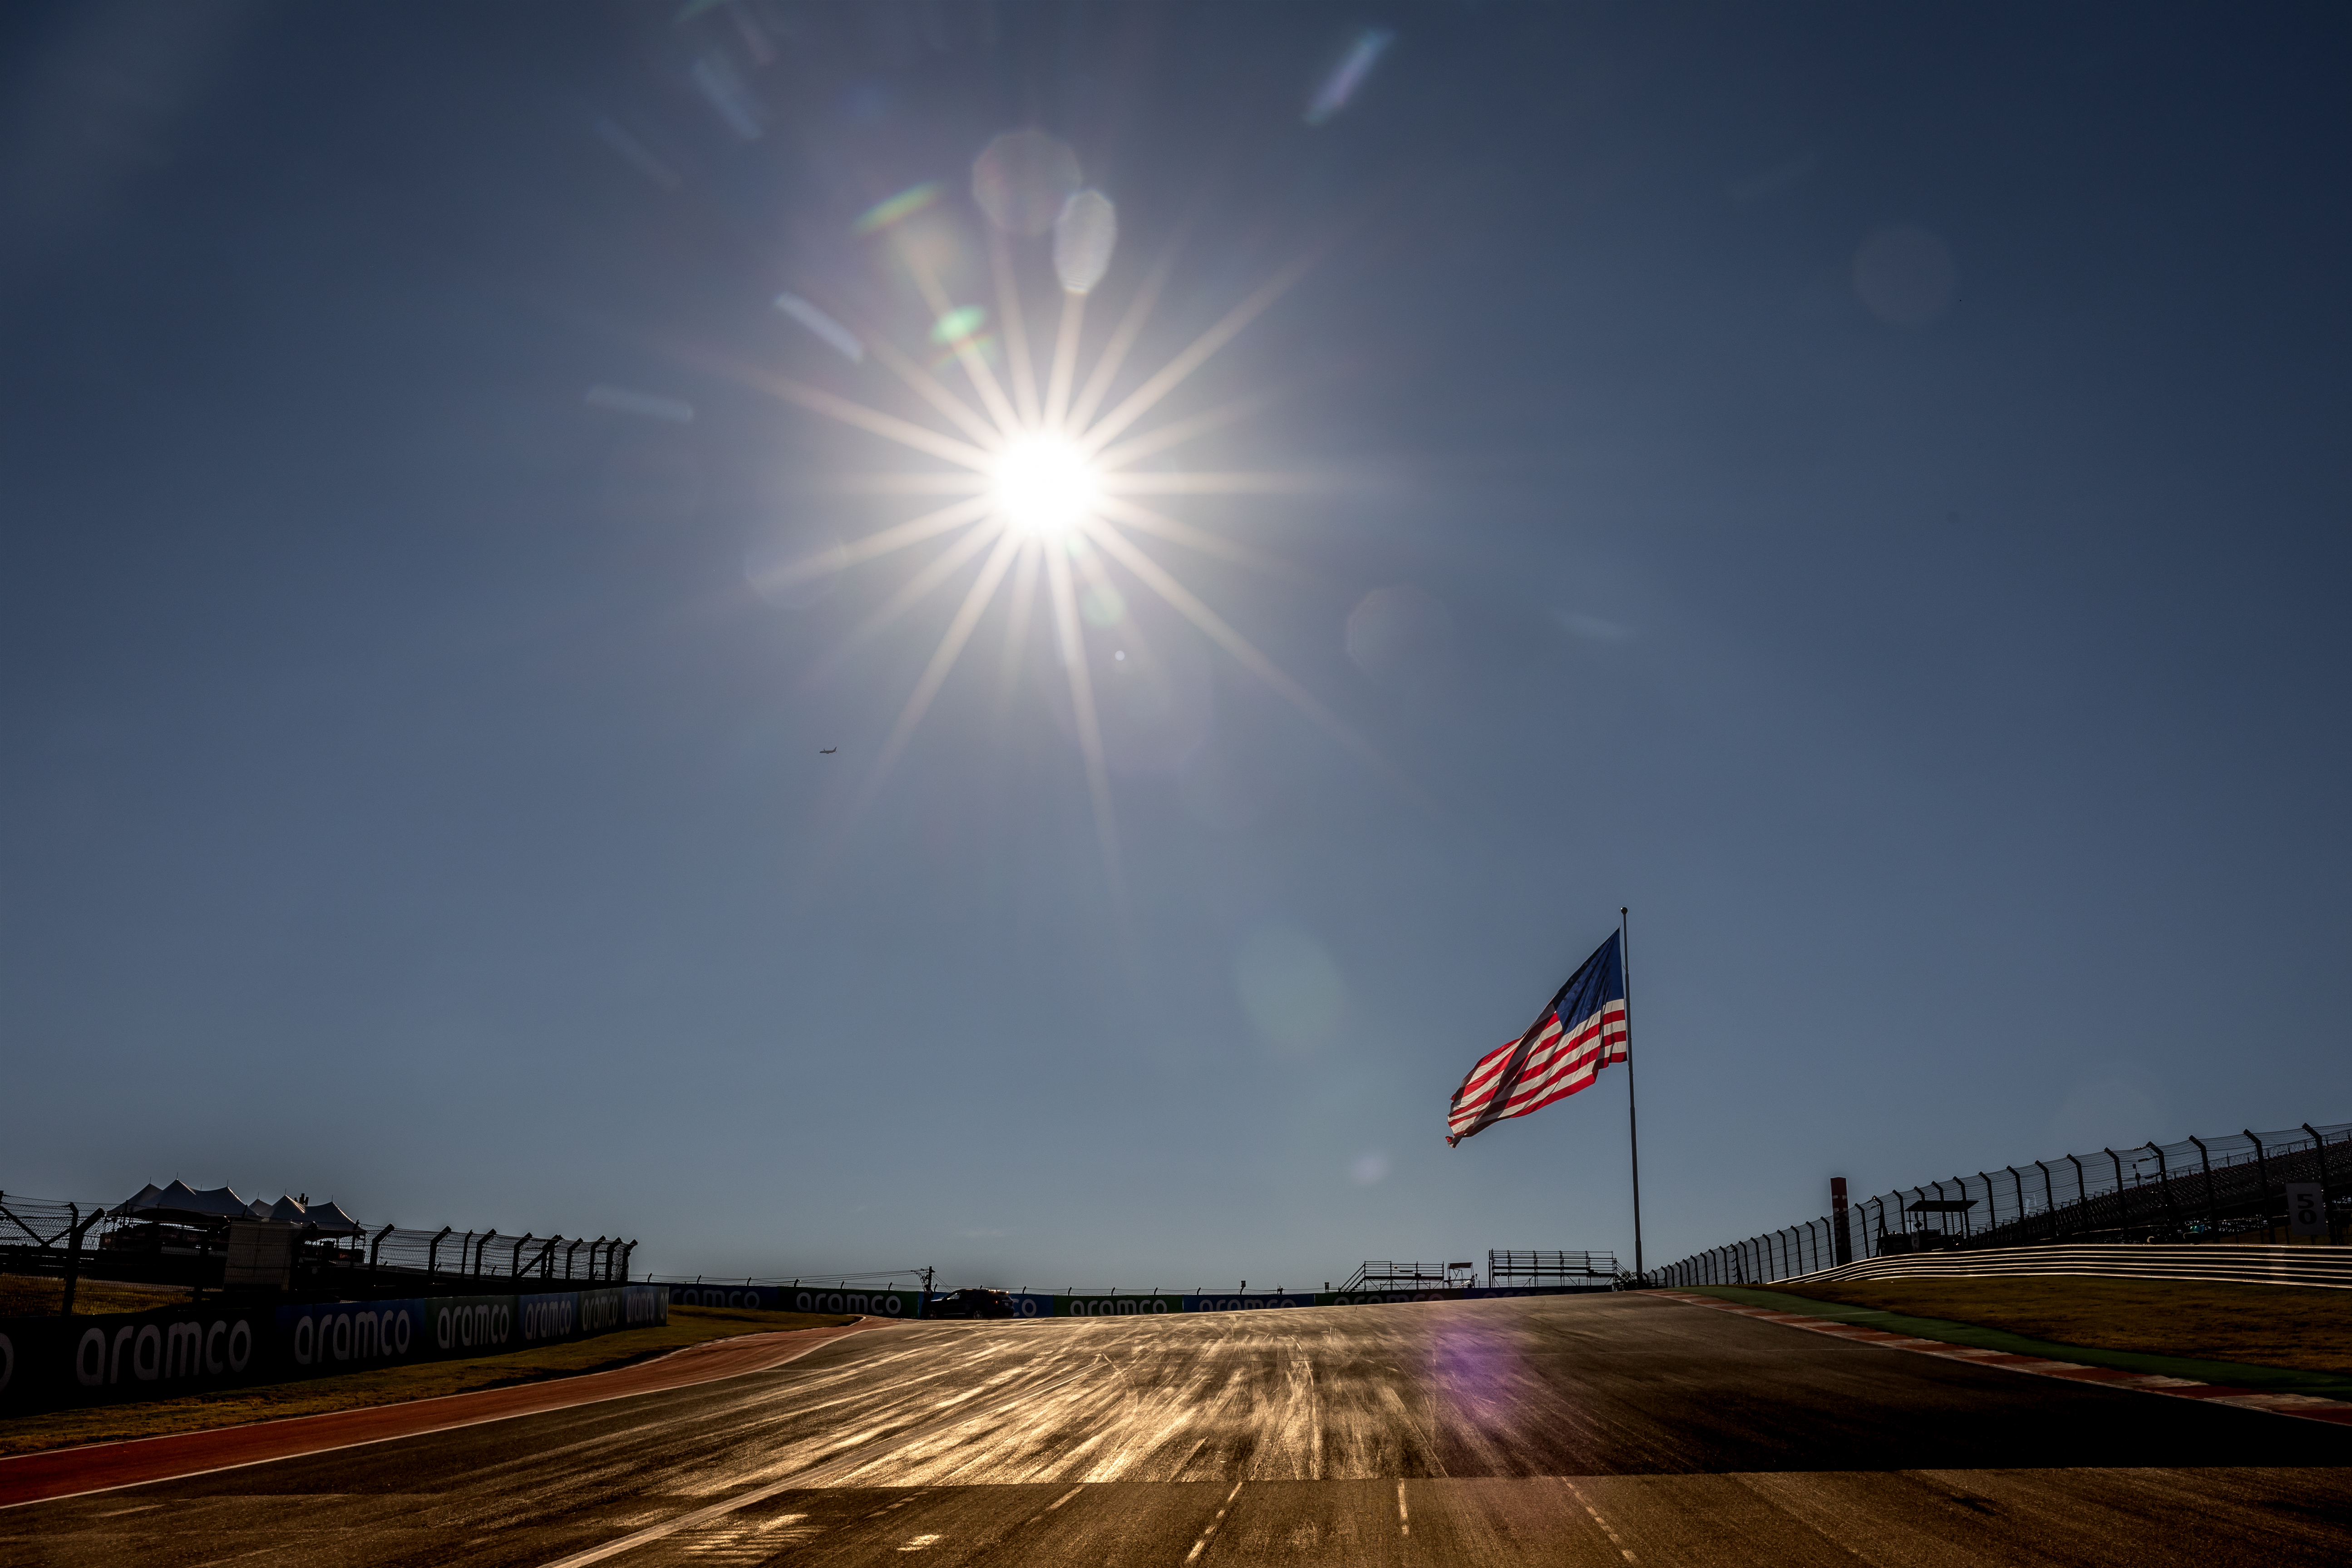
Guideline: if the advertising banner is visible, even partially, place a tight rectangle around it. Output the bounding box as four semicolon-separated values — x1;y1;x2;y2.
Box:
281;1297;441;1376
1055;1294;1184;1317
0;1305;273;1411
1182;1292;1315;1313
666;1283;922;1319
1312;1286;1610;1307
2;1284;671;1411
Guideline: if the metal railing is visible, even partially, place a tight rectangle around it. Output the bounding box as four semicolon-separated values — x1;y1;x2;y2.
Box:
1338;1261;1461;1292
2;1191;640;1306
1653;1119;2351;1288
1749;1242;2352;1291
1489;1250;1618;1284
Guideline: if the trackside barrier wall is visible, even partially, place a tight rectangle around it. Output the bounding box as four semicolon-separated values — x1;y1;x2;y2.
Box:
0;1284;666;1413
666;1284;925;1318
652;1283;1617;1326
1058;1294;1186;1317
1057;1287;1610;1316
1765;1243;2352;1292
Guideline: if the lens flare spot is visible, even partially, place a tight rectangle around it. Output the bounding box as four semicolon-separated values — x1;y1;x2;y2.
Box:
1053;189;1118;293
1080;582;1126;627
1234;922;1344;1052
972;130;1081;237
931;305;989;346
991;434;1098;537
853;181;942;237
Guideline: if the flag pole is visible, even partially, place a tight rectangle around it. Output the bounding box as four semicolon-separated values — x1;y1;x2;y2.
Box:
1621;906;1644;1279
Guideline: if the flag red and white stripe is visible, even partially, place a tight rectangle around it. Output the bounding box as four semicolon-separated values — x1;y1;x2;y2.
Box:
1446;931;1629;1146
1446;1002;1626;1141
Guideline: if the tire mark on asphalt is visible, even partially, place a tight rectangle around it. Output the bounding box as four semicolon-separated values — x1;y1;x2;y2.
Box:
530;1364;1100;1566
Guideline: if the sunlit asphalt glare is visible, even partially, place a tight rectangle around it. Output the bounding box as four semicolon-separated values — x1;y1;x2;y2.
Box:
991;434;1098;537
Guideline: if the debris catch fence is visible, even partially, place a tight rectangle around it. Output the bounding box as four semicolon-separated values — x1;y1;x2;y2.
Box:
1654;1119;2350;1287
0;1192;639;1305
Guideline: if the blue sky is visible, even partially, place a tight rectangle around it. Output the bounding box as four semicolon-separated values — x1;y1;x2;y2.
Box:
4;2;2347;1287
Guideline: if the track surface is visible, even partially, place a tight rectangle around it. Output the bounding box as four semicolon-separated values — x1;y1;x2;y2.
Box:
7;1293;2352;1566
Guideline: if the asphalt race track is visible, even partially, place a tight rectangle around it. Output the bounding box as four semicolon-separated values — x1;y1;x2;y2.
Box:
8;1293;2352;1566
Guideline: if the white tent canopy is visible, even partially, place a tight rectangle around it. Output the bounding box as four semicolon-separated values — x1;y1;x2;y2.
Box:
303;1200;364;1236
114;1180;254;1222
114;1182;365;1232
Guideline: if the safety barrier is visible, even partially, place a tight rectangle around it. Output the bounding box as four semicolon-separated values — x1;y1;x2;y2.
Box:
660;1282;1616;1321
1773;1242;2352;1292
666;1282;926;1318
1654;1117;2349;1288
0;1284;666;1413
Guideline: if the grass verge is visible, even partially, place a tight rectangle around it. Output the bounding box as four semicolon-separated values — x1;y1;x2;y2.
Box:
0;1305;852;1459
1682;1279;2352;1396
0;1277;193;1317
1757;1276;2352;1373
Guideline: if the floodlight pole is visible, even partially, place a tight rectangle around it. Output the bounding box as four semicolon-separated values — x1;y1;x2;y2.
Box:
1622;907;1644;1280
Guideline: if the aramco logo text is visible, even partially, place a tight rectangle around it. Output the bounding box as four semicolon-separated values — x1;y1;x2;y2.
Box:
434;1302;510;1353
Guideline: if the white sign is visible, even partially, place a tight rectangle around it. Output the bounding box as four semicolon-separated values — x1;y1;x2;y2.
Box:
2285;1182;2329;1239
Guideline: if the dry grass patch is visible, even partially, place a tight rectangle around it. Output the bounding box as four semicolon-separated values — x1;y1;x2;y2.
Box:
0;1304;851;1458
1769;1276;2352;1375
0;1277;193;1317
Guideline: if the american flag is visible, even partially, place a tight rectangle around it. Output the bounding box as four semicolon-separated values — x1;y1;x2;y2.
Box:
1447;932;1628;1146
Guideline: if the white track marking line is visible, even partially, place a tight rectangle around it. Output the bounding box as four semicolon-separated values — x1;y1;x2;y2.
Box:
1562;1479;1637;1563
1182;1479;1246;1563
1046;1485;1083;1510
1395;1479;1409;1535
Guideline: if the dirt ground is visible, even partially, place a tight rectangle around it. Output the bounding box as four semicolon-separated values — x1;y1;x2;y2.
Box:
1768;1275;2352;1375
0;1303;852;1458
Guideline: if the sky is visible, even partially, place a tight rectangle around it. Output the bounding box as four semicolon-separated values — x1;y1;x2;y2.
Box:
4;2;2348;1289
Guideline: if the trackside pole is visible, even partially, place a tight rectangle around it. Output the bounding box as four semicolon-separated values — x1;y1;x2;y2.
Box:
1622;906;1644;1279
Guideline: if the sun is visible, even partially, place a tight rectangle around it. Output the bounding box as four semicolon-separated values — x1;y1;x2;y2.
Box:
990;432;1096;537
728;167;1421;903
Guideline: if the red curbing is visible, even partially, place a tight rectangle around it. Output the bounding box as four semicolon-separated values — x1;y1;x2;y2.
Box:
1657;1291;2352;1426
0;1317;892;1510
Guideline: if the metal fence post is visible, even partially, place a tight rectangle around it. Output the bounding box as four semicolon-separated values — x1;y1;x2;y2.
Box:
59;1205;94;1318
426;1225;452;1280
2245;1131;2272;1241
2187;1136;2219;1241
2306;1124;2338;1243
2036;1161;2057;1239
2148;1144;2182;1238
2066;1154;2088;1236
511;1233;532;1276
2105;1150;2127;1237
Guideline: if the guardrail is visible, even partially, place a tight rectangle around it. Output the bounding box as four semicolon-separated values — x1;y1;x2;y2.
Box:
1653;1118;2349;1288
1762;1242;2352;1292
